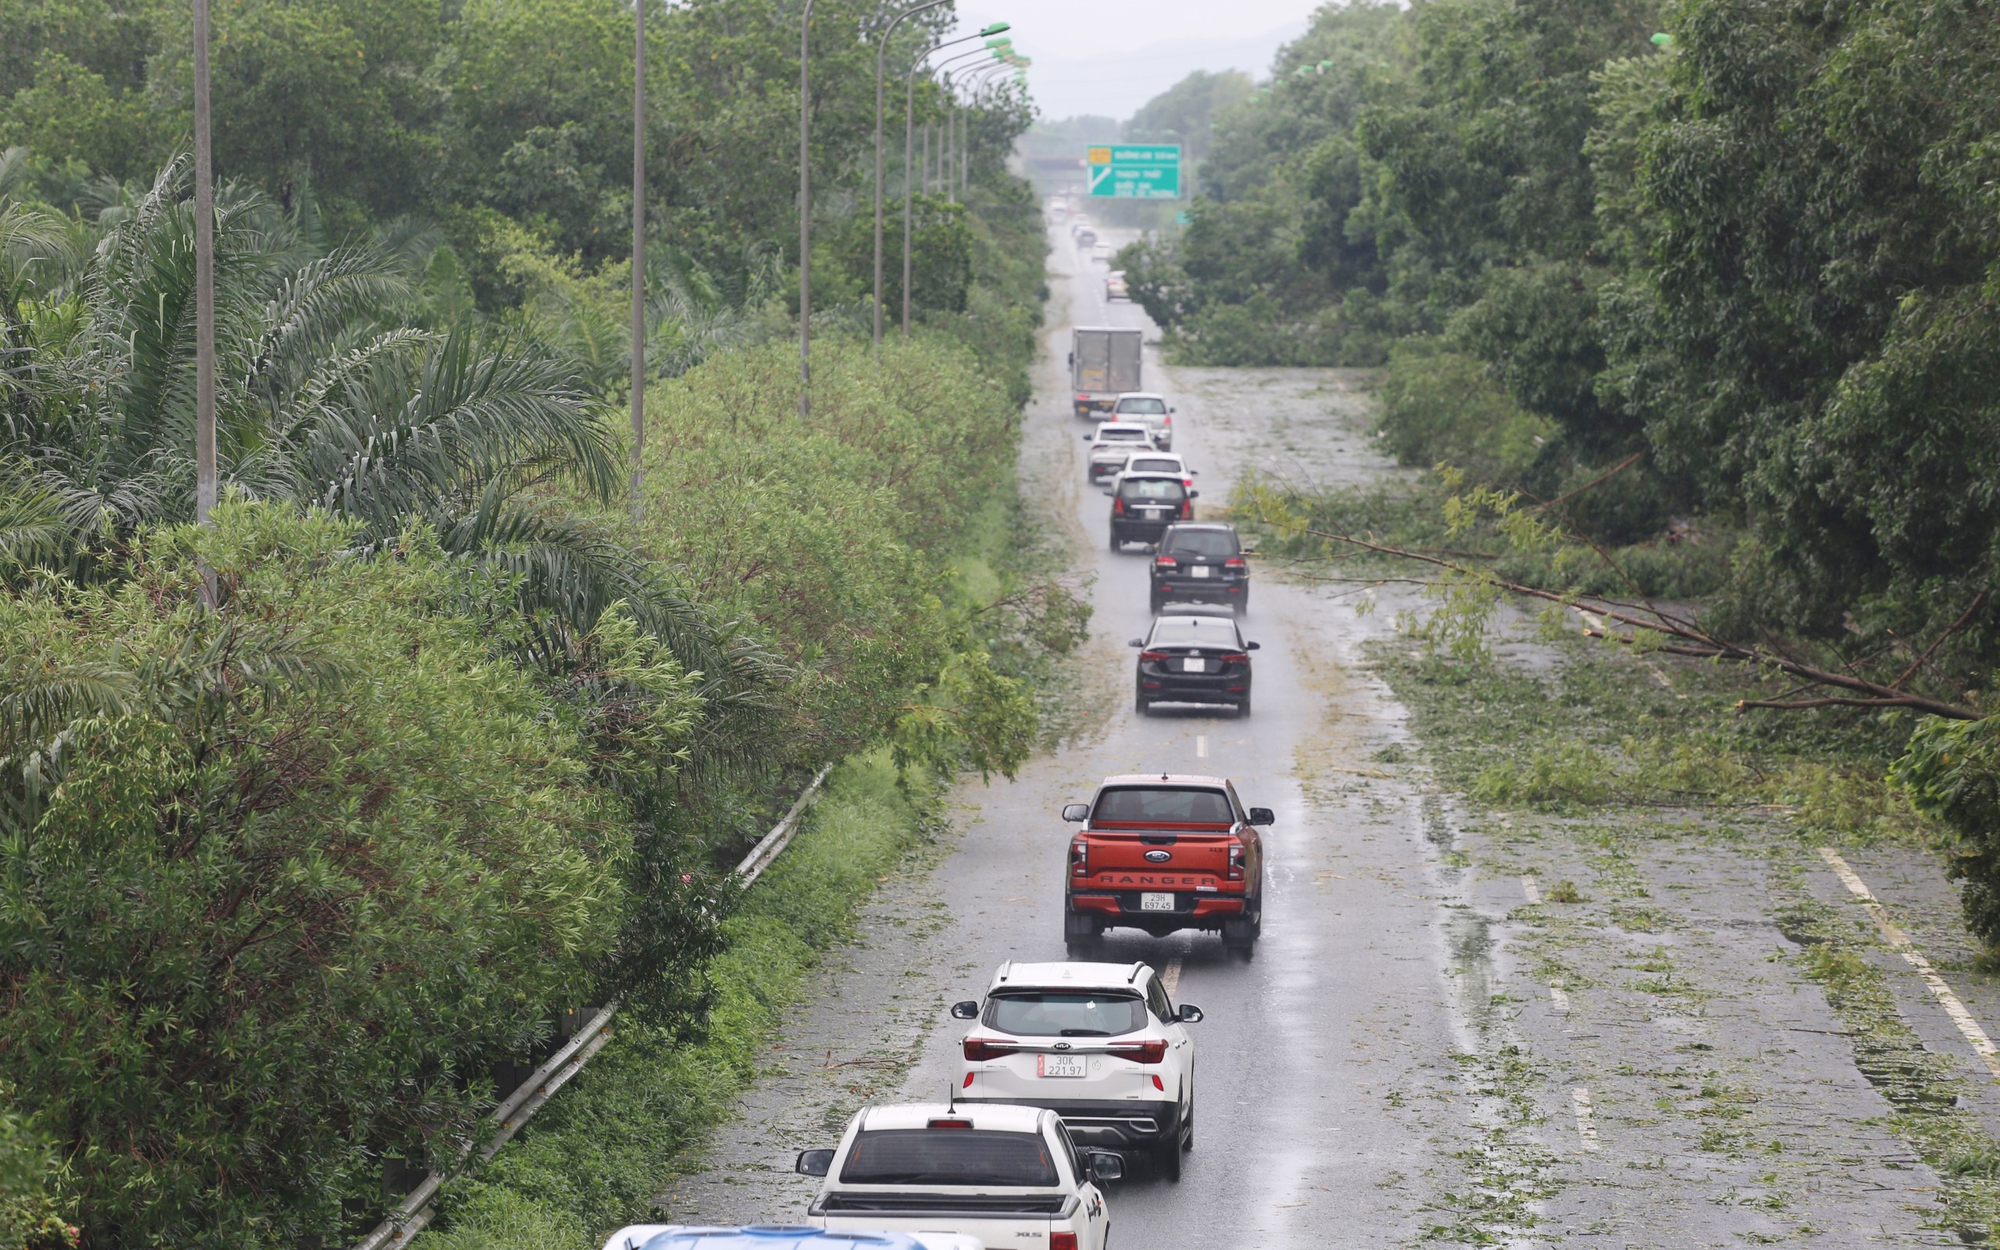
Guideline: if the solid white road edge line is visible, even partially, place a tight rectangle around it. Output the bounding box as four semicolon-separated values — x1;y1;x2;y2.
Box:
1570;1087;1600;1151
1818;846;2000;1081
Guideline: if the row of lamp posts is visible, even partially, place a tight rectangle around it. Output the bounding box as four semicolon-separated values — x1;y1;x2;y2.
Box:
182;0;1028;532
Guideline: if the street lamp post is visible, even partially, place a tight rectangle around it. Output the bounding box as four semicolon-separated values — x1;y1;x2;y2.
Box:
798;0;815;423
875;3;956;349
905;41;1005;334
193;0;216;533
629;0;646;520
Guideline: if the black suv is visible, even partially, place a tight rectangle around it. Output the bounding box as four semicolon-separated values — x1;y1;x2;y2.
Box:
1151;522;1249;613
1129;605;1260;716
1110;473;1194;550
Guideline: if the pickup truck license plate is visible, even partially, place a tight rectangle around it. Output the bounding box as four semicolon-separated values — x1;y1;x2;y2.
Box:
1181;657;1204;673
1190;565;1211;578
1038;1053;1087;1078
1140;892;1175;912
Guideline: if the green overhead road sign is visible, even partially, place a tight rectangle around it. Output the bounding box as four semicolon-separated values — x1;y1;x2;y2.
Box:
1086;144;1181;199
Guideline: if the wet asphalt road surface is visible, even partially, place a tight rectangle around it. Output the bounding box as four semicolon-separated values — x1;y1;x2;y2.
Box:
662;218;1986;1247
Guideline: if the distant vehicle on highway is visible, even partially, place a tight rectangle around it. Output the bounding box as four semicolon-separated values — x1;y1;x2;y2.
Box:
1069;326;1143;418
600;1228;978;1250
1129;607;1258;717
1109;392;1172;450
1085;423;1158;484
1103;449;1194;495
1060;772;1273;953
951;961;1202;1181
1075;227;1097;248
1104;270;1128;300
1108;473;1192;550
794;1103;1120;1250
1150;522;1248;614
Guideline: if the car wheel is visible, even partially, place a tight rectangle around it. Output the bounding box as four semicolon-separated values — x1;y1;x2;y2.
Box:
1221;916;1256;952
1152;1137;1182;1182
1237;694;1251;718
1064;908;1100;954
1233;594;1248;616
1109;531;1122;552
1149;591;1163;613
1135;689;1150;716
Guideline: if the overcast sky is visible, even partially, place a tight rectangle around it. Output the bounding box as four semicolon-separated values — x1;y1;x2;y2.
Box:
952;0;1320;121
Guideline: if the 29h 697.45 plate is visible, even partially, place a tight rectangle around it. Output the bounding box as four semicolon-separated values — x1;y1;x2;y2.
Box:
1140;892;1175;911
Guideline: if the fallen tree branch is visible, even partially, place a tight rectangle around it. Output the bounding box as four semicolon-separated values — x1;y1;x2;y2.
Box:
1281;522;1983;721
1891;590;1989;690
1528;452;1644;515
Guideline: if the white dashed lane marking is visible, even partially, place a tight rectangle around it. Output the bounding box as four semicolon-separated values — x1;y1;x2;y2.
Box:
1571;1087;1600;1151
1196;735;1208;759
1548;983;1570;1015
1521;875;1541;905
1819;847;2000;1080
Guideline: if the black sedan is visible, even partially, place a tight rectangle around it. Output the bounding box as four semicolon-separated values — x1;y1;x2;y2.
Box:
1150;522;1249;614
1129;606;1260;716
1110;473;1195;550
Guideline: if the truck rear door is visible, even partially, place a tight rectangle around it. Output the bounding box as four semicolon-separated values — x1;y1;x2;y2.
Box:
1074;330;1109;391
1108;331;1142;393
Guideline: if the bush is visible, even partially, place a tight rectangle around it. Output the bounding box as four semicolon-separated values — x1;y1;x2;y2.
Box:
1375;342;1554;483
0;506;665;1247
1893;717;2000;953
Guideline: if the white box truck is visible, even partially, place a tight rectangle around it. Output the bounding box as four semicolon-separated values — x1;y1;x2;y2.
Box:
1068;327;1142;419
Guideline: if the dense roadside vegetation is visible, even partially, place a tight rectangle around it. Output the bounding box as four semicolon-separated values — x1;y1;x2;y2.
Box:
0;2;1062;1247
1107;0;2000;950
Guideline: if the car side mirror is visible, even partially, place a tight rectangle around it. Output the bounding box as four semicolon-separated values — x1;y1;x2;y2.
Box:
950;1000;980;1020
796;1148;835;1177
1088;1151;1124;1183
1189;490;1200;498
1083;433;1093;440
1247;807;1275;826
1061;803;1090;822
1170;406;1177;413
1176;1003;1204;1023
1245;641;1260;651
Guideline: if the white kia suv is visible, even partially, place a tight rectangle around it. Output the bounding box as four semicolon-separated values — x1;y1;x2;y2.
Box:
950;961;1201;1180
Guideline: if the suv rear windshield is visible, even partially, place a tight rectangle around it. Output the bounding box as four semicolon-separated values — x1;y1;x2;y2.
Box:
840;1129;1059;1187
1117;397;1167;414
986;991;1146;1037
1126;457;1180;474
1093;786;1234;825
1164;529;1237;558
1118;478;1186;502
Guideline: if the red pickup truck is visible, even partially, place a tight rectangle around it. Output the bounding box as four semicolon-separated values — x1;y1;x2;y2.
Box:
1061;774;1272;954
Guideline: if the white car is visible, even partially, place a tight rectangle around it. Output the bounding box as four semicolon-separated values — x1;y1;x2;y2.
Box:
796;1103;1119;1250
1084;423;1157;482
1109;393;1173;451
951;961;1201;1181
601;1229;981;1250
1103;450;1194;494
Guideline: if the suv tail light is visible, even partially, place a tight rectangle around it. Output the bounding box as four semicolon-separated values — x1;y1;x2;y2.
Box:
1227;839;1245;882
1225;556;1247;569
1154;555;1178;569
964;1038;1019;1061
1178;500;1194;519
1112;498;1125;515
1107;1040;1168;1064
1052;1235;1078;1250
1076;393;1089;401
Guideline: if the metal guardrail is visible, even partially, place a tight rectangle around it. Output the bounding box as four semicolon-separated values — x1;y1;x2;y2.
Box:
349;766;834;1250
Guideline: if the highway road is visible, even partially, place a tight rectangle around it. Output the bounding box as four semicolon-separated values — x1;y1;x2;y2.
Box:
663;215;1976;1248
